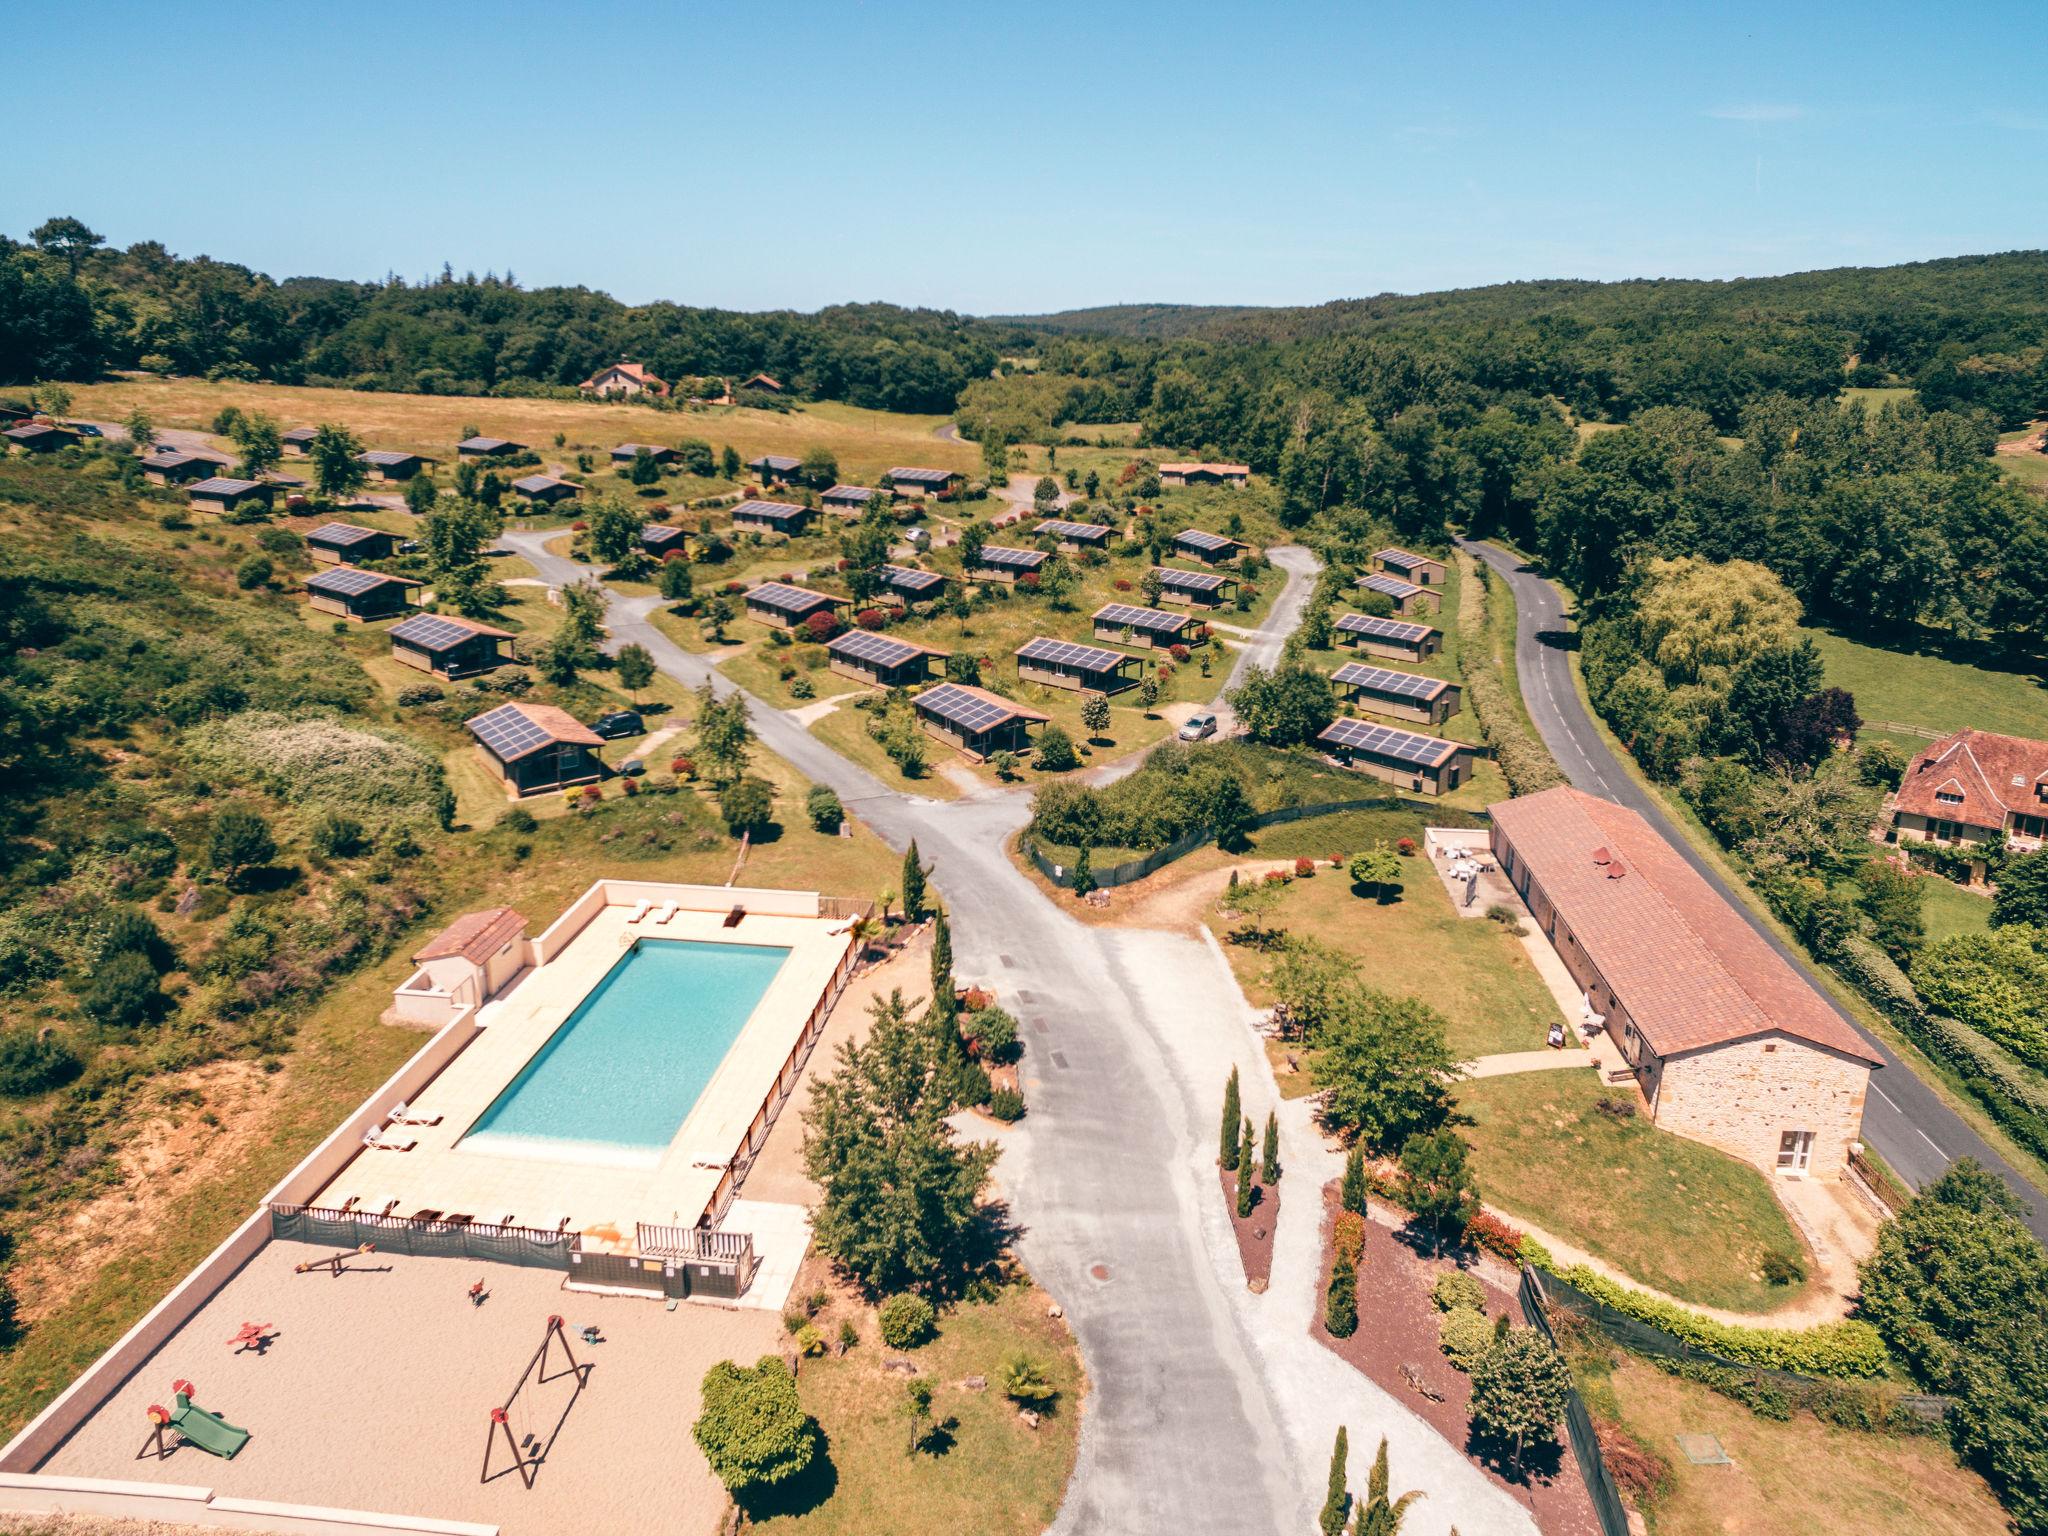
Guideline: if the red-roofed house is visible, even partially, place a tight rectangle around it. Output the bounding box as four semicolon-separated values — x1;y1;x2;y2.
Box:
390;907;530;1025
1490;785;1880;1179
579;361;669;399
1884;728;2048;861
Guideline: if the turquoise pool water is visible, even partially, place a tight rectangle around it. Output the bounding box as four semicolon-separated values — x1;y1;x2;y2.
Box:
462;938;790;1164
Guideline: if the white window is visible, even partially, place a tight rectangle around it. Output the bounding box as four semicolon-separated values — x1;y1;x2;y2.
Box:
1777;1129;1814;1173
1935;790;1964;806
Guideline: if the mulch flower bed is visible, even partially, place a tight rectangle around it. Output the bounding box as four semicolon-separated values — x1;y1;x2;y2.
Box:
1310;1181;1602;1536
1217;1165;1279;1291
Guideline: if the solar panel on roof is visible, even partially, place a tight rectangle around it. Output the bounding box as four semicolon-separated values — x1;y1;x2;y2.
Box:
469;704;556;762
824;484;875;500
1331;663;1444;700
1157;567;1226;591
390;614;483;652
978;545;1045;567
1094;603;1184;633
308;566;398;596
882;565;943;591
888;467;955;484
831;630;923;668
732;499;807;521
1334;612;1433;642
359;450;414;465
308;522;379;545
1036;518;1111;540
747;581;835;614
915;683;1015;733
1376;548;1430;570
1017;636;1126;672
1359;572;1422;598
1175;529;1237;552
1318;717;1456;767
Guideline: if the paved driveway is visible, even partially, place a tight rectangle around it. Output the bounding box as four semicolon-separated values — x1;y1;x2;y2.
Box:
1461;537;2047;1237
499;531;1537;1536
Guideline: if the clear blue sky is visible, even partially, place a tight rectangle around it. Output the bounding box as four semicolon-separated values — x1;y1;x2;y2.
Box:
10;0;2044;314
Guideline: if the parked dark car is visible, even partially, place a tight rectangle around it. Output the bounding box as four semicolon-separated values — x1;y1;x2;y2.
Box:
589;709;644;740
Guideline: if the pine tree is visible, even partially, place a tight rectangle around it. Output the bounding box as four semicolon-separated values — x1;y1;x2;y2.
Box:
1325;1244;1358;1337
1341;1142;1368;1215
1319;1425;1350;1536
1220;1067;1241;1170
1236;1116;1256;1217
1261;1110;1282;1184
901;840;929;920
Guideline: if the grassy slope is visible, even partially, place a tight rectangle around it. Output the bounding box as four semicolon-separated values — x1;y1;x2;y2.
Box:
1459;1072;1809;1313
1807;624;2048;742
1220;858;1560;1060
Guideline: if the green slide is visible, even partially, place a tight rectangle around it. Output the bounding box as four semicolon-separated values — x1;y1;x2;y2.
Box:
171;1390;250;1459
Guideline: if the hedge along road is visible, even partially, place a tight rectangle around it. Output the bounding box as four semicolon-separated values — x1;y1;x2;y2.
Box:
1459;536;2048;1241
497;528;1537;1536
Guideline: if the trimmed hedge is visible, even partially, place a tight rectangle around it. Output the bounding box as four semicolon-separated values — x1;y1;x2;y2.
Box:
1454;554;1565;797
1641;1352;1942;1436
1550;1263;1889;1377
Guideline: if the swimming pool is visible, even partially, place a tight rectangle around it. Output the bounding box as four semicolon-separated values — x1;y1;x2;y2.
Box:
461;938;791;1166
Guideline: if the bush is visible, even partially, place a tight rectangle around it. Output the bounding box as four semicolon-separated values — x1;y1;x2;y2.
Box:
1549;1263;1887;1375
235;554;273;590
1484;903;1526;934
788;676;815;700
692;1356;816;1493
986;1086;1026;1121
0;1029;84;1097
1759;1249;1806;1286
501;806;537;834
1432;1271;1488;1313
794;1323;826;1357
878;1293;936;1349
1000;1352;1058;1406
395;684;444;707
1034;724;1080;772
805;786;844;833
309;812;368;859
1438;1307;1495;1371
962;1005;1019;1063
186;712;451;832
78;951;165;1030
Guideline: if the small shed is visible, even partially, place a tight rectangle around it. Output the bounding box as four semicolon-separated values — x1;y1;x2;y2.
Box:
822;484;878;516
1171;528;1248;565
1374;547;1449;587
743;581;845;631
745;454;802;485
1331;662;1462;726
1356;571;1439;615
188;476;275;516
5;423;79;453
512;474;581;506
1153;567;1236;607
640;524;690;559
1092;602;1197;650
1016;636;1142;695
730;498;813;536
140;450;215;486
357;449;432;483
1316;718;1473;796
457;435;526;458
305;565;422;622
913;682;1049;761
878;564;946;606
305;521;401;565
968;545;1047;584
611;443;677;467
388;612;516;679
1333;612;1443;662
1035;517;1114;552
1160;462;1250;488
828;630;950;689
280;426;318;456
467;701;606;797
886;467;962;499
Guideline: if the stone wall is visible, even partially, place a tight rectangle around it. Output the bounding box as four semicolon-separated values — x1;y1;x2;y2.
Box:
1652;1034;1869;1180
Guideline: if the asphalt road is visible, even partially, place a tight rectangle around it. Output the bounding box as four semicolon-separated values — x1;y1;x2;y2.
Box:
1461;537;2048;1236
501;531;1534;1536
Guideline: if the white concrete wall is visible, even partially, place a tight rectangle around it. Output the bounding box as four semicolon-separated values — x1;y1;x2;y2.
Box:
0;1474;497;1535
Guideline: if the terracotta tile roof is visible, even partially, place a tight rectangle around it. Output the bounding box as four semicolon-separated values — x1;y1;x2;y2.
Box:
1891;729;2048;832
413;906;527;965
580;361;667;392
1489;786;1880;1064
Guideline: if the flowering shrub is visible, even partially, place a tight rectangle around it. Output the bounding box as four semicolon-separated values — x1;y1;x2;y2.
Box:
802;610;839;642
1332;1209;1366;1260
621;777;639;796
1169;643;1191;663
856;608;888;631
1195;624;1212;641
1113;578;1133;591
1463;1210;1525;1264
1019;572;1040;590
1329;854;1345;868
1397;837;1417;857
1263;870;1288;886
1294;857;1315;878
571;520;588;531
837;557;851;570
671;756;696;779
723;581;744;595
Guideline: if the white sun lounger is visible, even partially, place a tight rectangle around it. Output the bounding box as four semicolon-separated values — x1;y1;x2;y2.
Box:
386;1101;443;1126
652;901;679;925
363;1127;418;1152
625;899;653;924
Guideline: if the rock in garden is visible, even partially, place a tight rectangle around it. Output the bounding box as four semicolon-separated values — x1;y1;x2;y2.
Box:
1019;1408;1040;1429
961;1375;987;1391
1047;1304;1063;1319
883;1356;919;1375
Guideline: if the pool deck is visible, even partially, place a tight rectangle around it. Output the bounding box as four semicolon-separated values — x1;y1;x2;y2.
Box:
317;900;855;1248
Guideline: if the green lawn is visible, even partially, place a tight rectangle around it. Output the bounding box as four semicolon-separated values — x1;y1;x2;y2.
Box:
1458;1072;1811;1313
1918;873;1992;946
1806;624;2048;741
1220;856;1562;1060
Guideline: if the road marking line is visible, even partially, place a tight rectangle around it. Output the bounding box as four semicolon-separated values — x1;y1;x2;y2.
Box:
1869;1083;1948;1159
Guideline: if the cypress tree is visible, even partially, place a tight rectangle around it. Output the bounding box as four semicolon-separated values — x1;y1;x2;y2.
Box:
1325;1244;1358;1337
1319;1425;1350;1536
1261;1110;1282;1184
928;907;955;1025
1236;1116;1256;1217
1341;1142;1368;1215
1070;845;1096;897
901;840;929;920
1220;1067;1241;1170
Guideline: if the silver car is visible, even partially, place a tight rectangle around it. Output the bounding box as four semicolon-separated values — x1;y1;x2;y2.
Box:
1178;710;1219;742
